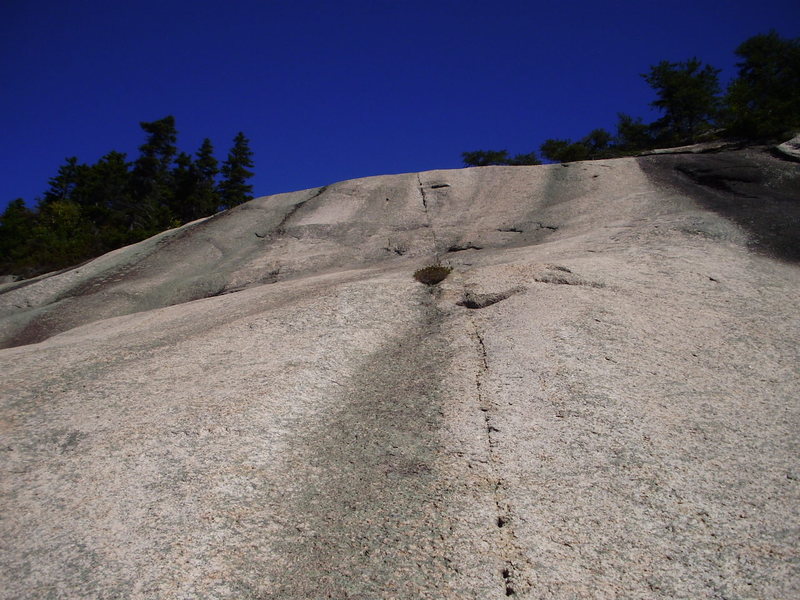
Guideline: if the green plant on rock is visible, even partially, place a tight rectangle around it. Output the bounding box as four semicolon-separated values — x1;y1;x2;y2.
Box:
413;264;452;285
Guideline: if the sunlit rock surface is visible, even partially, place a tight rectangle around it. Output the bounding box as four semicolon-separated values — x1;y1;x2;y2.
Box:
1;147;799;599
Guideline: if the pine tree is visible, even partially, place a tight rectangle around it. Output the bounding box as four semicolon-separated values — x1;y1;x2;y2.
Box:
171;140;221;222
131;116;178;231
725;31;800;139
219;132;255;209
43;157;86;204
170;152;195;223
614;114;654;151
1;117;247;277
643;58;721;143
508;152;541;166
580;129;613;154
193;138;220;217
462;150;511;166
84;151;133;234
540;139;590;162
0;199;34;274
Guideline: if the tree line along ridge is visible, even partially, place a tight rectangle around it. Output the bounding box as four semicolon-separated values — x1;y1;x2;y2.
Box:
462;31;800;166
1;116;254;278
2;32;798;279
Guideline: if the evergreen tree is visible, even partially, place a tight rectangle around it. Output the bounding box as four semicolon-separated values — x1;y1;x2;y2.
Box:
169;143;219;223
26;198;94;273
170;152;196;223
614;113;654;151
192;138;220;218
540;139;590;162
643;58;721;143
462;150;540;167
0;199;34;274
508;151;541;166
725;31;800;139
462;150;511;167
131;116;178;231
83;151;133;241
219;132;255;209
43;157;86;204
0;117;245;277
580;128;613;154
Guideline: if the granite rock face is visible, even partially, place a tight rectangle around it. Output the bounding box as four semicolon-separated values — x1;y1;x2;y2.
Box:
776;133;800;161
1;148;799;599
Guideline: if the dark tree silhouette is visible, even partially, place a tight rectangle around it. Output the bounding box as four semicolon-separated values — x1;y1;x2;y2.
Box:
462;150;540;167
726;31;800;139
462;150;512;166
219;132;255;208
192;138;221;218
1;116;252;278
643;58;721;143
614;114;654;151
131;116;179;232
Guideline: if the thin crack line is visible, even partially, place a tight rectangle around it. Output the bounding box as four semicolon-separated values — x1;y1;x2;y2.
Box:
273;185;328;237
416;174;440;260
470;316;518;596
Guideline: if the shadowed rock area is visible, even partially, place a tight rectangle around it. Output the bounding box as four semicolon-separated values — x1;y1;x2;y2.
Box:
1;148;799;599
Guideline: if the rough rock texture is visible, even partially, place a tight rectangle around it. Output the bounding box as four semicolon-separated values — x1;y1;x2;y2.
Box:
1;148;799;599
776;133;800;161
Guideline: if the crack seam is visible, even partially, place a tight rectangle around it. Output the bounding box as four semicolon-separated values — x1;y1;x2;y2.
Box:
273;185;328;237
471;317;518;596
416;174;440;260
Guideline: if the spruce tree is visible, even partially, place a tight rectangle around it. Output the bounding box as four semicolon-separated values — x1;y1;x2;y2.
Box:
131;116;178;231
462;150;511;166
540;139;590;162
84;151;133;238
219;132;255;209
43;157;85;204
193;138;220;217
0;199;34;274
170;152;195;223
508;152;541;166
614;114;654;151
725;32;800;139
171;140;221;222
643;58;721;143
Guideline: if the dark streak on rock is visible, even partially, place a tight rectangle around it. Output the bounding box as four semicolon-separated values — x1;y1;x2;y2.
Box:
447;242;483;252
534;222;559;231
639;150;800;263
275;186;328;236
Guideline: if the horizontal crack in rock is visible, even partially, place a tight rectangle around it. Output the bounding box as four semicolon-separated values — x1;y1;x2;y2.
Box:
535;267;604;287
447;242;483;252
458;287;523;309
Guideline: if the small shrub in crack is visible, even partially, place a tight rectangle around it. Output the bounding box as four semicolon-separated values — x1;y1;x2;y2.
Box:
413;264;452;285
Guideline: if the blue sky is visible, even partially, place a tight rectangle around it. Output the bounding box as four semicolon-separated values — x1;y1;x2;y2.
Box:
1;0;798;211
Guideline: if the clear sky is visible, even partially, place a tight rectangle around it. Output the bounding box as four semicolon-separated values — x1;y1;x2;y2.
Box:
2;0;798;211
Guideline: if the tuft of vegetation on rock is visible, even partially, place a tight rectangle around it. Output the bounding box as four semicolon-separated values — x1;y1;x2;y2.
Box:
413;264;452;285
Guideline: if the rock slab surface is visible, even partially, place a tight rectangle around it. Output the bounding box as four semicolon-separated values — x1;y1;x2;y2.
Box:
1;149;799;598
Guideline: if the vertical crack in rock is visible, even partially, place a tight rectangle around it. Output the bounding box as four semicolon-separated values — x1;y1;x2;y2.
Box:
417;174;440;259
470;317;519;596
